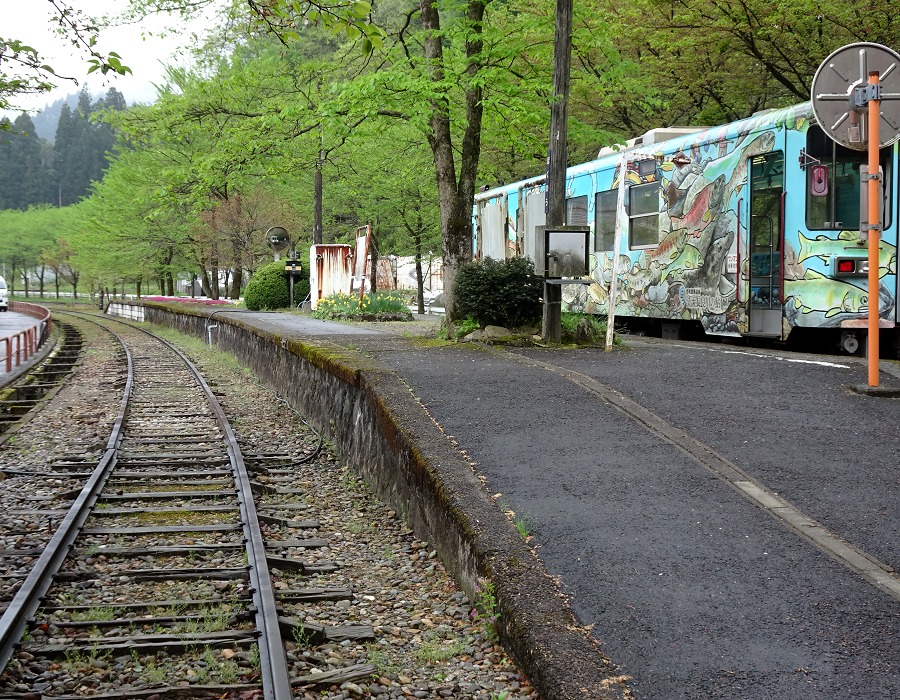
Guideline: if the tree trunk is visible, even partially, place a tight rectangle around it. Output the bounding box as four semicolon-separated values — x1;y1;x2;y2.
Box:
200;268;212;297
542;0;573;343
414;232;425;314
166;271;174;296
230;269;243;299
420;0;485;322
211;266;221;300
136;278;142;298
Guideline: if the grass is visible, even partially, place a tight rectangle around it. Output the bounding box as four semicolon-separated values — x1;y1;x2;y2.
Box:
513;514;531;541
69;606;125;622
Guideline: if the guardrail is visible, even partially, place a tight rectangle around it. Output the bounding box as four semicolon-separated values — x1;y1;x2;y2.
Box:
3;302;52;372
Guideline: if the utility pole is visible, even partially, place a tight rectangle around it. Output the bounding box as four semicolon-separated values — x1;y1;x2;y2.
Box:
541;0;573;343
313;145;324;245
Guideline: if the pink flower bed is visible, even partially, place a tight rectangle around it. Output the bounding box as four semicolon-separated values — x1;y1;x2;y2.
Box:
141;296;233;305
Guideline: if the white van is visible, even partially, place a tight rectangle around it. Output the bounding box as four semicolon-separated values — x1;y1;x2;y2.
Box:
0;276;7;311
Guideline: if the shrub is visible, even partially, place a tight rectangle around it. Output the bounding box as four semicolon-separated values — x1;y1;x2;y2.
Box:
244;260;291;311
454;257;542;328
312;291;412;321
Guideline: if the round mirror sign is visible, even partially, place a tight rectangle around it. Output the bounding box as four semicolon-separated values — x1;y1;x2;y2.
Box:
266;226;290;252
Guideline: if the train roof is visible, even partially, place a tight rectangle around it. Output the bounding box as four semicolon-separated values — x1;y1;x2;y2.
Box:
474;102;814;203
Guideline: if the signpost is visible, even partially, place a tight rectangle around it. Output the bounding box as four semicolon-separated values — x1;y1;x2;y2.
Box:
266;226;301;308
811;43;900;387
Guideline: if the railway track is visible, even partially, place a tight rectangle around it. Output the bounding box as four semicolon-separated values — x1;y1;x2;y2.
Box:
0;313;360;698
0;311;541;700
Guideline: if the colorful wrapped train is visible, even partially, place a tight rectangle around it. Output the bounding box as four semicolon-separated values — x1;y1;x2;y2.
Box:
473;102;899;355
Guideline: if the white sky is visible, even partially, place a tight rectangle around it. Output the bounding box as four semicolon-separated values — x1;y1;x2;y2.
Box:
3;0;214;114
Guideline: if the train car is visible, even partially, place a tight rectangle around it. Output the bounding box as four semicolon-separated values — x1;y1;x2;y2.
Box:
473;102;899;354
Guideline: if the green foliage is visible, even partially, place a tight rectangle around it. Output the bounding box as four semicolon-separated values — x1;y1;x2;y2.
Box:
244;259;290;310
312;291;412;321
472;578;500;642
560;312;611;344
454;257;542;328
455;315;479;338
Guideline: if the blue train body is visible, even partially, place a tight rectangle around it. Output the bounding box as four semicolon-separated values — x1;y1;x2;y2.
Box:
473;102;898;350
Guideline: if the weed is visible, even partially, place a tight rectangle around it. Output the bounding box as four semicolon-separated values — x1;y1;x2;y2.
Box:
200;605;233;632
248;643;261;672
292;624;313;648
365;643;401;676
415;638;467;664
63;648;85;670
471;578;500;642
142;659;167;684
346;519;370;535
455;315;480;338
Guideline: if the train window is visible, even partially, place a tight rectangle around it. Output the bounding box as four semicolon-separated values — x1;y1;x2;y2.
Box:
628;181;660;248
594;190;617;251
566;195;588;225
805;125;892;230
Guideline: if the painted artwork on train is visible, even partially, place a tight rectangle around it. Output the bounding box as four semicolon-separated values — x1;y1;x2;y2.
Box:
554;103;898;337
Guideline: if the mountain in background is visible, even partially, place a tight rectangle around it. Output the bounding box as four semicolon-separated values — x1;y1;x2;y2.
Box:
29;93;81;144
0;86;127;210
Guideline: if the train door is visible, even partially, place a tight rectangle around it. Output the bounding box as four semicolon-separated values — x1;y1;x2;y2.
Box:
748;151;785;335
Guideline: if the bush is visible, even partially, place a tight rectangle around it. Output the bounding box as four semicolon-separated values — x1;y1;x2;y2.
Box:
244;260;291;311
454;257;543;328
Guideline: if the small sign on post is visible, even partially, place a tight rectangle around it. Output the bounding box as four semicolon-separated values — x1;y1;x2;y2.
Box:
539;225;590;344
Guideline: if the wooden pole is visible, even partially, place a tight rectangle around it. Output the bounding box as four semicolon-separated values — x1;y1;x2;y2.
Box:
541;0;572;344
867;71;881;387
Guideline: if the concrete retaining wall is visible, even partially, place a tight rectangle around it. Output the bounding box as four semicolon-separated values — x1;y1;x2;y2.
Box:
121;303;629;700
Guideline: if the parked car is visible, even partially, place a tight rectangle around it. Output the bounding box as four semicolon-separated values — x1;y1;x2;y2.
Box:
0;276;7;311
